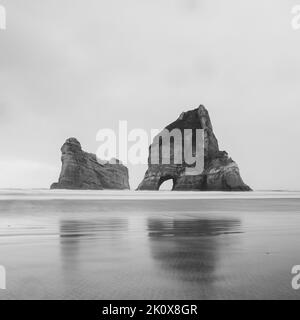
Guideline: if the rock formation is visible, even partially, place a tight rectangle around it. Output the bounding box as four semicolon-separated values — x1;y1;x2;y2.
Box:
51;138;130;190
138;105;251;191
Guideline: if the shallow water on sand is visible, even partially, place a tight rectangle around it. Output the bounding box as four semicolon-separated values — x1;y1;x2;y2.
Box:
0;190;300;300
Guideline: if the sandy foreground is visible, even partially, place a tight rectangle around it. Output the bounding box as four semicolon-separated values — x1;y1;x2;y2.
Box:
0;190;300;300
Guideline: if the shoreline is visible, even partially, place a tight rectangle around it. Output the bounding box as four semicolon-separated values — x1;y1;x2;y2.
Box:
1;189;300;200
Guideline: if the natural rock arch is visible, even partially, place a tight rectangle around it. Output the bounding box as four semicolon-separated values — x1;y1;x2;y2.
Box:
137;105;251;191
158;175;176;190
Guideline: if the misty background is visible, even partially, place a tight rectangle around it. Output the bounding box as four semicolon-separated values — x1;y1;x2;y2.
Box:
0;0;299;190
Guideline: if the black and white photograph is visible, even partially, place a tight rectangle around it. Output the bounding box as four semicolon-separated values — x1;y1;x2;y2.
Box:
0;0;300;310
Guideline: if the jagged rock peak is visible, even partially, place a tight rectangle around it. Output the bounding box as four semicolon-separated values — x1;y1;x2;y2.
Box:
138;104;251;191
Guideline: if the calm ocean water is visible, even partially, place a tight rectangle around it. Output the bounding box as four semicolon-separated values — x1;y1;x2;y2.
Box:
0;190;300;300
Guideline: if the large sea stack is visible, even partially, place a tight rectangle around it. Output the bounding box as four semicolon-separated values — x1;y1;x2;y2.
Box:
138;105;251;191
51;138;130;190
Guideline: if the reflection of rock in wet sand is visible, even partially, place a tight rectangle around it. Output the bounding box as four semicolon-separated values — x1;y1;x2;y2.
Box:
58;218;129;299
147;218;241;283
59;219;128;270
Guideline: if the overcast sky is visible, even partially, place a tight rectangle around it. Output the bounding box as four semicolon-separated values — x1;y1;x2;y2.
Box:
0;0;300;190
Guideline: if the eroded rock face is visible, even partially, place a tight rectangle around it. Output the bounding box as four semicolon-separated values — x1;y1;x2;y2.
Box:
138;105;251;191
51;138;130;190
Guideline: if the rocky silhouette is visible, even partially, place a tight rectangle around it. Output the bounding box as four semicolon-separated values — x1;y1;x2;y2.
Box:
51;138;130;190
138;105;251;191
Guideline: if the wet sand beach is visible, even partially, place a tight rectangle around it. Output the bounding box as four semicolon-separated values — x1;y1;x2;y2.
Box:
0;190;300;300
